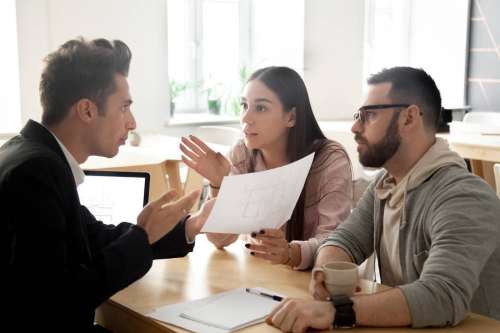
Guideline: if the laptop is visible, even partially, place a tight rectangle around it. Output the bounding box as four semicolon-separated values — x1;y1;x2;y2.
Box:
78;170;150;225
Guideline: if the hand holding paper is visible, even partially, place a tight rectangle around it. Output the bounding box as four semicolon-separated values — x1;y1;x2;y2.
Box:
201;153;315;234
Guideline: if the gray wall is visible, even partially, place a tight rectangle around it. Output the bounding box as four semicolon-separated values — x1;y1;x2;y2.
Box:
467;0;500;113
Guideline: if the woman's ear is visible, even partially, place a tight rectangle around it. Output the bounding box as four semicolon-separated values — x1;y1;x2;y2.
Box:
287;107;296;128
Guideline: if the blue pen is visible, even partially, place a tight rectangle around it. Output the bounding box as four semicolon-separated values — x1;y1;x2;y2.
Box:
245;288;283;302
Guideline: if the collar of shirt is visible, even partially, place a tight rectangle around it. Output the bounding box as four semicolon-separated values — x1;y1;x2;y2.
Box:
44;126;85;186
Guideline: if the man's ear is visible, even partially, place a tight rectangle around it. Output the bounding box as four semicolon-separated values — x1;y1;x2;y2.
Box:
287;107;296;128
75;99;97;123
401;105;421;129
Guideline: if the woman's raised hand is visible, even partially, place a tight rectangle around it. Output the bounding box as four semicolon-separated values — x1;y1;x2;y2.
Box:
180;135;231;187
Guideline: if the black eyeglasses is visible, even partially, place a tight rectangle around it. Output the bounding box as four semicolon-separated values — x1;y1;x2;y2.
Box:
353;104;410;123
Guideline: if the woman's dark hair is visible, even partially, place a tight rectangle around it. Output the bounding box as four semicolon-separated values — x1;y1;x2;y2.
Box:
40;37;132;126
247;66;327;241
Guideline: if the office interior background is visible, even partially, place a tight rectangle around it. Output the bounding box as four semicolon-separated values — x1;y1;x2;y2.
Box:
2;2;500;331
1;0;499;160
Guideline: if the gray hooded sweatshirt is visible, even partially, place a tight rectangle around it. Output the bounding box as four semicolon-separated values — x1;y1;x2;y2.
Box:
375;138;468;286
320;138;500;327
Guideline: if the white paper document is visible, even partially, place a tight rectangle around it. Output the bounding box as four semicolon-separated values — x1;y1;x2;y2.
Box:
201;153;315;234
148;287;284;333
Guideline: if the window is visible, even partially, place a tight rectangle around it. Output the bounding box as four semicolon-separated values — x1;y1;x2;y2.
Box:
364;0;470;108
167;0;251;116
167;0;304;118
0;0;21;133
364;0;411;77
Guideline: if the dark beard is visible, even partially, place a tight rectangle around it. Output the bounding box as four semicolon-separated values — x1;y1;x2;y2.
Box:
357;111;401;168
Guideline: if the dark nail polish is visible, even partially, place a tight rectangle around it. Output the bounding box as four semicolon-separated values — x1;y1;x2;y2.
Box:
245;243;250;248
250;252;255;256
259;229;265;234
251;232;257;237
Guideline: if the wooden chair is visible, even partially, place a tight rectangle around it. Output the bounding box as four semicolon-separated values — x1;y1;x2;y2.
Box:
461;112;500;189
191;126;241;146
463;111;500;124
494;164;500;199
0;133;16;146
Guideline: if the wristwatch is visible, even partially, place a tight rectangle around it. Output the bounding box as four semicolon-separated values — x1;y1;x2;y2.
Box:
330;294;356;328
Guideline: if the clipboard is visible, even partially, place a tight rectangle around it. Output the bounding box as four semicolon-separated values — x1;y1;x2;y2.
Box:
148;287;285;332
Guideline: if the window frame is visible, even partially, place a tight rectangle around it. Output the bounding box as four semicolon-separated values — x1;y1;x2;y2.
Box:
167;0;251;115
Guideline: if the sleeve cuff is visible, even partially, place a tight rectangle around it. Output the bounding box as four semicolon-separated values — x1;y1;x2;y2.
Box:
184;215;196;244
397;282;458;328
291;238;320;270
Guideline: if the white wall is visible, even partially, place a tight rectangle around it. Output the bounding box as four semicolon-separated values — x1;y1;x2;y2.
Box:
15;0;366;129
0;0;22;132
16;0;50;125
16;0;170;131
411;0;470;108
304;0;365;120
251;0;304;71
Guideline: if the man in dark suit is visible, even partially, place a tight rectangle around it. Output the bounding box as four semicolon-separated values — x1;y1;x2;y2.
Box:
1;38;212;331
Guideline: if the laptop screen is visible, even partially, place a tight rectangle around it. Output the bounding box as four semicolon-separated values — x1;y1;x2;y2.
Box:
78;170;150;225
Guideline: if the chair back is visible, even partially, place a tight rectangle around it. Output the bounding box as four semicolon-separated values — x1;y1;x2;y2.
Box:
183;125;241;209
494;163;500;199
193;125;241;146
463;111;500;124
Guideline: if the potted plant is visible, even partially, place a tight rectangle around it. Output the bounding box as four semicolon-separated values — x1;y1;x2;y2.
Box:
224;65;250;116
169;80;188;117
207;96;222;115
202;77;224;115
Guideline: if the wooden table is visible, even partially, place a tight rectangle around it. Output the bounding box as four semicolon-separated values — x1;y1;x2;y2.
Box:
82;135;186;202
95;237;500;333
447;134;500;189
319;120;500;190
82;134;229;207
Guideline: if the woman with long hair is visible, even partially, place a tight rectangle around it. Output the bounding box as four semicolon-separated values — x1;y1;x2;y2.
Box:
180;66;353;269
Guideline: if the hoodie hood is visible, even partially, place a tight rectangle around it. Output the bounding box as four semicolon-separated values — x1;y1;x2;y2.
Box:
376;137;467;209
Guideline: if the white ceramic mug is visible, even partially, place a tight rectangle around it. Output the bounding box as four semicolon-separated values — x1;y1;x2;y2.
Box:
313;261;359;297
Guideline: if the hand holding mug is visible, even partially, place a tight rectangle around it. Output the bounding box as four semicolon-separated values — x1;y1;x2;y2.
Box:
311;261;359;300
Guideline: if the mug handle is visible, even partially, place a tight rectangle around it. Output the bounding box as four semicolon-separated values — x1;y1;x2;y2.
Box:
311;266;325;282
311;267;331;301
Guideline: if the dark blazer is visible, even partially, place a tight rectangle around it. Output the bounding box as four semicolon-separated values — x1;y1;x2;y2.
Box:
1;120;194;331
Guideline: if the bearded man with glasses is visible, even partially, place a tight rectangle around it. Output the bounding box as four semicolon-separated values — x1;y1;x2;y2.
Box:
267;67;500;332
